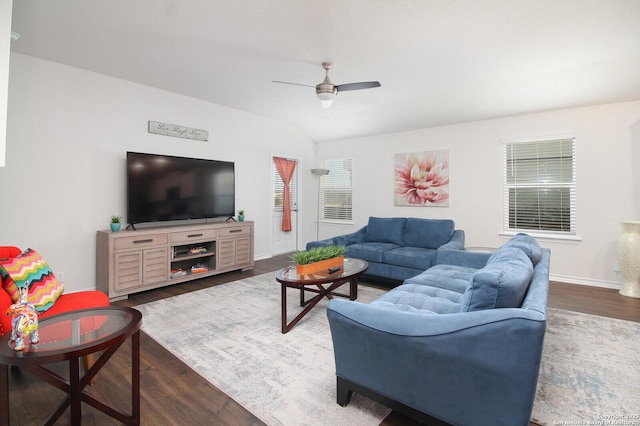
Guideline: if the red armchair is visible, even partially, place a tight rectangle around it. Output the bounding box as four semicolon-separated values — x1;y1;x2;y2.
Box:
0;246;110;336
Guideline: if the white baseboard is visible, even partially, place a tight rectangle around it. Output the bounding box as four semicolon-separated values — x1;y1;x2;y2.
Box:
550;274;622;290
254;253;273;261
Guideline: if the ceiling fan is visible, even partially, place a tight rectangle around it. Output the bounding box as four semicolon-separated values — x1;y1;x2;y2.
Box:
273;62;381;108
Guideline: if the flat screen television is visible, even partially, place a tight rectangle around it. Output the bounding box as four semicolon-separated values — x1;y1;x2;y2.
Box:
126;152;235;225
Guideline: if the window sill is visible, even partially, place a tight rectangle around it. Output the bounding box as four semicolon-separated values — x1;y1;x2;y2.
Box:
500;231;582;243
319;220;354;226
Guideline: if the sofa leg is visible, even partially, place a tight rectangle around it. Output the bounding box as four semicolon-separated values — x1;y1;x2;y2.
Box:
336;376;353;406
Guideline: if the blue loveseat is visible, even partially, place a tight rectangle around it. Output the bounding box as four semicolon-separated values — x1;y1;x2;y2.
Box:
306;217;465;281
327;234;549;426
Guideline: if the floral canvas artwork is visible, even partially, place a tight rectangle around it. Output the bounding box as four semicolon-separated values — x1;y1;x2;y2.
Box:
395;150;449;206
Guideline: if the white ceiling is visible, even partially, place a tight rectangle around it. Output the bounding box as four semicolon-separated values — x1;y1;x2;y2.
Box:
9;0;640;141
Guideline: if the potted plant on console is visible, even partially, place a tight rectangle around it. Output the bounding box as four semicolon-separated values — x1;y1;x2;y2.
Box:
291;245;346;275
238;210;245;222
110;215;122;232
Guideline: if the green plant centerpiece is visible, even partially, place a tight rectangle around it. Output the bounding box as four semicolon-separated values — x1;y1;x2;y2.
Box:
291;245;346;275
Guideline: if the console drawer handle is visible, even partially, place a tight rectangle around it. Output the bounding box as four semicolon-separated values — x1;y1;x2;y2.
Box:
230;229;242;233
188;233;204;238
133;239;153;244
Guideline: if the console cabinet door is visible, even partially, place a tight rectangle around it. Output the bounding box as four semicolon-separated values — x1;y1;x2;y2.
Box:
143;247;169;285
114;247;168;291
217;236;252;269
235;236;251;265
114;251;143;291
217;239;236;269
217;224;252;269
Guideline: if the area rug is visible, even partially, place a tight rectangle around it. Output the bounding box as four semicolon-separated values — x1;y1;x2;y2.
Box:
531;308;640;425
136;272;391;426
136;272;640;425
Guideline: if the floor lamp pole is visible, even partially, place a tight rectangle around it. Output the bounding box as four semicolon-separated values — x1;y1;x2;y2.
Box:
311;168;330;240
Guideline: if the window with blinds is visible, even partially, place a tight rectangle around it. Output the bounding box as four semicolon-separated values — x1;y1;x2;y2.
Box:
273;158;298;211
320;159;352;222
503;137;576;235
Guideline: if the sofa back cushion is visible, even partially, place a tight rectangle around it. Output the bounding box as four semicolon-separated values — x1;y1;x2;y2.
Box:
365;217;406;245
403;218;455;249
489;233;542;266
460;247;533;312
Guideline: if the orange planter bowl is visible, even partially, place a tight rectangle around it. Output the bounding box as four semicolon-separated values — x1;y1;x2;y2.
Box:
295;256;344;275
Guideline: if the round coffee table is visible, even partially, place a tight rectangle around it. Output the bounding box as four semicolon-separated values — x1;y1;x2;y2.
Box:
275;258;368;333
0;306;142;426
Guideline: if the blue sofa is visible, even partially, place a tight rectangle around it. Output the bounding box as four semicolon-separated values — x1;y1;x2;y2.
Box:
306;217;465;281
327;234;549;426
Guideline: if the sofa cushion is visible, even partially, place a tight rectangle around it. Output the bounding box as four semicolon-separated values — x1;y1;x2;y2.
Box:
460;247;533;312
346;242;400;263
382;247;435;270
0;248;65;312
404;264;477;295
403;218;455;249
489;233;542;266
372;283;463;314
365;217;406;245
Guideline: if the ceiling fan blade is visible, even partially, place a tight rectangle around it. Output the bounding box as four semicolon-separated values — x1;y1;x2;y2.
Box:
272;80;315;88
336;81;381;92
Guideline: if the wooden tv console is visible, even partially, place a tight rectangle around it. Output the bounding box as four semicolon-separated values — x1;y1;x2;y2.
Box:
96;221;254;300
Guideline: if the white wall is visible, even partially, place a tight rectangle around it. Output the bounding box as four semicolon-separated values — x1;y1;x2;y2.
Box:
315;101;640;289
0;0;12;167
4;53;639;292
632;118;640;217
1;53;317;292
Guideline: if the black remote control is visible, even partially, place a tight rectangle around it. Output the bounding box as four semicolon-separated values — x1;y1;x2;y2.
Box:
328;267;341;274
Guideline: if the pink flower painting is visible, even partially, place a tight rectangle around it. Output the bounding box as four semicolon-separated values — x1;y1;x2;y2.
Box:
395;150;449;206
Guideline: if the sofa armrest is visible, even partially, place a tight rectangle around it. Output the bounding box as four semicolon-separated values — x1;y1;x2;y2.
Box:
305;226;367;250
438;229;464;250
305;239;335;250
327;299;546;426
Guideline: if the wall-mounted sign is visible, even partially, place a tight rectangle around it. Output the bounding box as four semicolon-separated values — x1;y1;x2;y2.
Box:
148;121;208;142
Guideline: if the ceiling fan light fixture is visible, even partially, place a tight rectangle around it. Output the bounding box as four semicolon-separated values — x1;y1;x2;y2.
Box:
316;85;337;108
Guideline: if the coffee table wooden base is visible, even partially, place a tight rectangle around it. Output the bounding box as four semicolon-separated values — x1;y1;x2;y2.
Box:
280;277;358;334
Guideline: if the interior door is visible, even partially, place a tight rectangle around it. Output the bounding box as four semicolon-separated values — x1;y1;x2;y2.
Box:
272;157;298;255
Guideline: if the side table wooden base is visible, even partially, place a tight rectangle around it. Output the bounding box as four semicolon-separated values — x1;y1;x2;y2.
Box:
0;307;141;426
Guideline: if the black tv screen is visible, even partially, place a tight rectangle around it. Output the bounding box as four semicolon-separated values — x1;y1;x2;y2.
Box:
127;152;235;224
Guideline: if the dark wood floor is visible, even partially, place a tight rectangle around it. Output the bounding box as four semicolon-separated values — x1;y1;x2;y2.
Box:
7;253;640;425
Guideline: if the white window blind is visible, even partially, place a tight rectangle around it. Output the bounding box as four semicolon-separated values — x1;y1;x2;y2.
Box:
503;137;576;235
273;159;298;211
320;159;352;222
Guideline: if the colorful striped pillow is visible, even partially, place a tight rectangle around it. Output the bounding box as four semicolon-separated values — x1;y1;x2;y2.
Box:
0;248;64;312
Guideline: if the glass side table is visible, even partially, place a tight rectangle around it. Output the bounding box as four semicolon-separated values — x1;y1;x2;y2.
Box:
0;306;142;426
